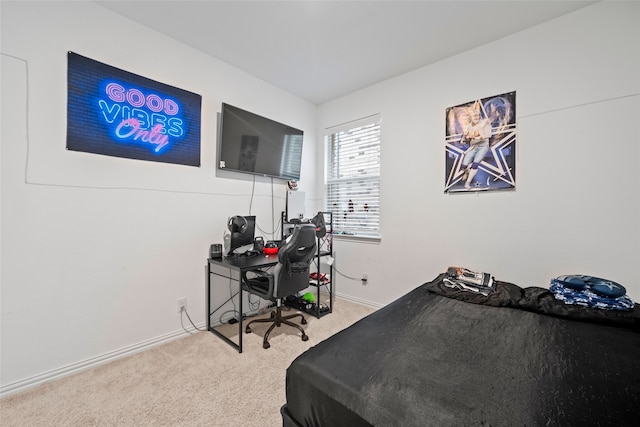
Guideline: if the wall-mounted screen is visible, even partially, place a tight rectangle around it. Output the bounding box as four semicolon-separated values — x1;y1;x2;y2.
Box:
218;103;303;180
67;51;202;166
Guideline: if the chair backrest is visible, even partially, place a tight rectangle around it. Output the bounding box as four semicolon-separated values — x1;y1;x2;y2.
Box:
273;223;317;299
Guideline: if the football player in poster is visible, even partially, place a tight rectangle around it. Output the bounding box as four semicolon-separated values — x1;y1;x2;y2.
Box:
445;92;516;193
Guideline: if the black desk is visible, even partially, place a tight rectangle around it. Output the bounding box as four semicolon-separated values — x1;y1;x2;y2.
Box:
206;254;278;353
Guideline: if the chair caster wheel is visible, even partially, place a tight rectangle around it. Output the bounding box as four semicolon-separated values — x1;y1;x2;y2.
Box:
245;326;252;334
302;334;308;342
301;318;307;325
263;342;270;349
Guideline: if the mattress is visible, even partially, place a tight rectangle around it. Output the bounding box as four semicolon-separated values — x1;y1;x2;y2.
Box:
283;274;640;426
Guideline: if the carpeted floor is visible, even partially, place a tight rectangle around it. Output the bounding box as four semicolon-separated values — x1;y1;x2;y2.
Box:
0;299;376;426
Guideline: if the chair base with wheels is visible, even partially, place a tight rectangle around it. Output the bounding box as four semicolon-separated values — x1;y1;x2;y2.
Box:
245;301;308;349
241;223;317;350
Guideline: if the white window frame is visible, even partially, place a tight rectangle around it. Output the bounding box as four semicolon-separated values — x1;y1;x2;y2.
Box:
324;114;381;239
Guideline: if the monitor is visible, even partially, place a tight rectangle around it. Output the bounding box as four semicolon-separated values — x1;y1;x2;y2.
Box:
225;215;256;256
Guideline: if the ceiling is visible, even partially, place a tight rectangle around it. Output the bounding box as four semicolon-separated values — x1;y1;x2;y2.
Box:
95;1;598;105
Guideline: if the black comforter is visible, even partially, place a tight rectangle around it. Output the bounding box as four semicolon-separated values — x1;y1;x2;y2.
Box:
283;274;640;426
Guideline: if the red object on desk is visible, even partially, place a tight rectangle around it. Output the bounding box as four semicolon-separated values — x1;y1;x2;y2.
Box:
264;247;279;255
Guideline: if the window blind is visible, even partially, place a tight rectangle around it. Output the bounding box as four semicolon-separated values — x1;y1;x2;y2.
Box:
324;115;381;238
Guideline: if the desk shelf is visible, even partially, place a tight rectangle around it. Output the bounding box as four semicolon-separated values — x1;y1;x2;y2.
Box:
282;211;334;319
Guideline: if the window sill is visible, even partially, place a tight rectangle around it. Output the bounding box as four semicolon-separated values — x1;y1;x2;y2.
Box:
332;233;381;244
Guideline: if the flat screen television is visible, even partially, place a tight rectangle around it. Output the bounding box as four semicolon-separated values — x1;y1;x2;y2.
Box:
218;103;303;181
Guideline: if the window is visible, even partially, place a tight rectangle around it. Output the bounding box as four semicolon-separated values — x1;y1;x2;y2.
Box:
324;114;381;238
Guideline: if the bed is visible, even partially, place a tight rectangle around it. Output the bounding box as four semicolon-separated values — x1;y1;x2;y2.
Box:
281;273;640;426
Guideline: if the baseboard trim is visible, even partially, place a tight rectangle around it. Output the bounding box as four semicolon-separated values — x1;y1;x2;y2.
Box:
1;295;375;397
334;292;383;310
0;321;206;398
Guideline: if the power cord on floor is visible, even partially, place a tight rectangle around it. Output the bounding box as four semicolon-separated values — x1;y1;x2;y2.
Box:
188;301;277;334
333;264;360;281
180;307;207;333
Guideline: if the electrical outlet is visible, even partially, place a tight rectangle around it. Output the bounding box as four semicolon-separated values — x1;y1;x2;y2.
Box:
177;297;187;313
362;273;368;285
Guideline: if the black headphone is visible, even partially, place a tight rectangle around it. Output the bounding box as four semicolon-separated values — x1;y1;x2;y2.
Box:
227;215;248;233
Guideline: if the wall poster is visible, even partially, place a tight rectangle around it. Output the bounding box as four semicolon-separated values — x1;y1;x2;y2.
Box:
445;91;516;193
67;51;202;166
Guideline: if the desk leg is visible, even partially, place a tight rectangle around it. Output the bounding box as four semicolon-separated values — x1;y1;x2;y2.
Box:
207;262;243;353
206;262;211;331
238;282;243;353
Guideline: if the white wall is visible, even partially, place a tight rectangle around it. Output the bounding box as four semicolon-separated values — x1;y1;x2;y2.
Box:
317;1;639;306
1;1;317;394
2;0;639;396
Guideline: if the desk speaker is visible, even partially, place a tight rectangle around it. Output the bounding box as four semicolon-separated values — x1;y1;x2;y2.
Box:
210;244;223;259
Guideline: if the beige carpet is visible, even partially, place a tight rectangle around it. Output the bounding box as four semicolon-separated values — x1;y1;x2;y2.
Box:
0;299;376;426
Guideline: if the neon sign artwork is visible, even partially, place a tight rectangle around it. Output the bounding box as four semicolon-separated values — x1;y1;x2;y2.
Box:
98;82;185;153
67;51;201;166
